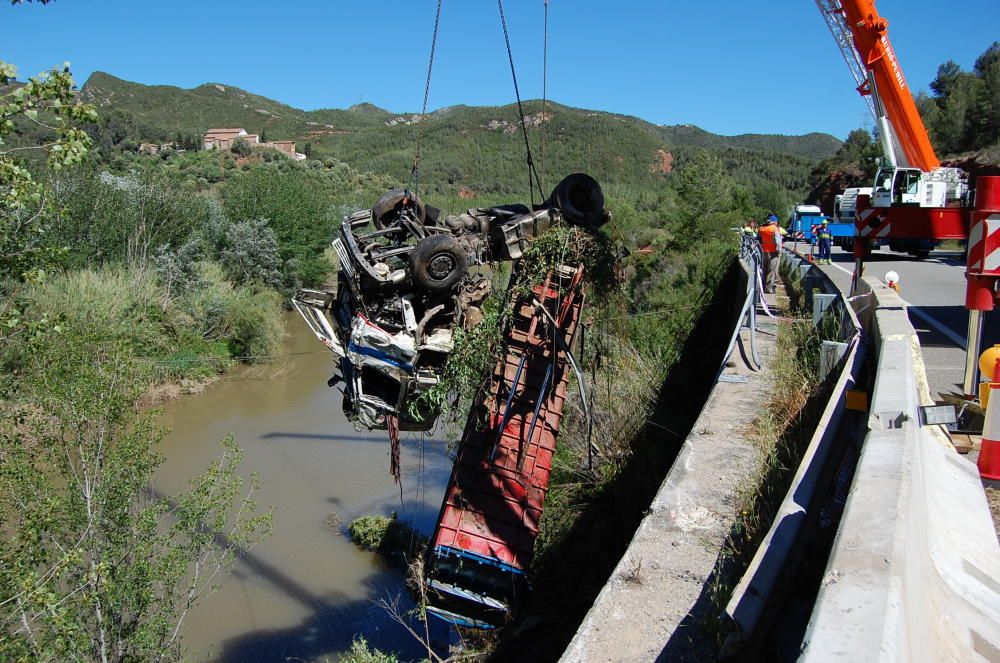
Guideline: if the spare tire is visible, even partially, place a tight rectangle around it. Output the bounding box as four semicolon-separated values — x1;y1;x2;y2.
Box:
373;189;426;228
409;235;468;292
549;173;607;228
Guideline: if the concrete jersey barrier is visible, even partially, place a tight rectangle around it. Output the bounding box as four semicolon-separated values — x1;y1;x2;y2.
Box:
800;277;1000;662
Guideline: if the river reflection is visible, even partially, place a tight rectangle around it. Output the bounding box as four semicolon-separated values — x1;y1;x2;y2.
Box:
154;314;453;662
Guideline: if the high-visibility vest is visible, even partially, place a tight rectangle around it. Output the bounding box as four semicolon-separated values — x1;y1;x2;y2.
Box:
759;224;779;252
818;228;832;240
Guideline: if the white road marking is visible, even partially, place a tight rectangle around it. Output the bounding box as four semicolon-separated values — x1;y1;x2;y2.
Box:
819;259;967;349
905;306;967;348
827;261;853;276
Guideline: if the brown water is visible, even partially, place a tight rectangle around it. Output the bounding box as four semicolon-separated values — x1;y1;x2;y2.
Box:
154;313;453;662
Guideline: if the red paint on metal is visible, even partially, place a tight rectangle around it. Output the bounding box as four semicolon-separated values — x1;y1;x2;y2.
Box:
853;194;968;240
430;266;585;571
967;177;1000;310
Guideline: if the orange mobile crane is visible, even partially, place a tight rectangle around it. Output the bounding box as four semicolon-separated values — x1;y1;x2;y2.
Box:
816;0;1000;396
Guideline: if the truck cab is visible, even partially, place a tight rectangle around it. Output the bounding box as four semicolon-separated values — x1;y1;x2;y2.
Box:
872;166;948;208
789;204;825;241
834;187;873;224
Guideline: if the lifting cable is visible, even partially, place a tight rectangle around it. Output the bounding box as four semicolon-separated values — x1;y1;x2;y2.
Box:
497;0;546;205
540;0;549;189
409;0;444;197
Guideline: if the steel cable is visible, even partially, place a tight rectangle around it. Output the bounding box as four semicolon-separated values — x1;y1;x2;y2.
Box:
497;0;546;204
410;0;444;196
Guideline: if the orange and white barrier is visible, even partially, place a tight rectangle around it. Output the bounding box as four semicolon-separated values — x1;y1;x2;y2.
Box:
979;383;1000;480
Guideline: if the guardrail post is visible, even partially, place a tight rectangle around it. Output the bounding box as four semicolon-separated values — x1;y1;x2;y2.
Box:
819;340;849;381
812;293;836;327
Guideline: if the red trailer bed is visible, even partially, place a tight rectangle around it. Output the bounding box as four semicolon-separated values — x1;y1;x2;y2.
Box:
425;264;585;628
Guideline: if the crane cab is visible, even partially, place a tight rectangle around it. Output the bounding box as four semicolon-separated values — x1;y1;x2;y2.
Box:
872;166;948;208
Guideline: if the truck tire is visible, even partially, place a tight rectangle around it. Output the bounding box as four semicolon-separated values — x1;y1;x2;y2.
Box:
913;250;930;259
410;235;467;292
373;189;426;228
549;173;607;228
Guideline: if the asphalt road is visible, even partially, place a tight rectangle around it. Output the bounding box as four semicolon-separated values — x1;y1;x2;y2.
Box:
793;242;996;399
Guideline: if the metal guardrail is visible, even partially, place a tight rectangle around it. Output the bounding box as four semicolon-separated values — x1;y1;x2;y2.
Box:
719;234;766;375
720;248;866;659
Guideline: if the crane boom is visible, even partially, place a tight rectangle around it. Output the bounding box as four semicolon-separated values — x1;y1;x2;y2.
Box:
814;0;876;121
834;0;940;171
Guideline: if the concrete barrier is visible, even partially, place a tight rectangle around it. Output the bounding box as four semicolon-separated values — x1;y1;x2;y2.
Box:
800;277;1000;662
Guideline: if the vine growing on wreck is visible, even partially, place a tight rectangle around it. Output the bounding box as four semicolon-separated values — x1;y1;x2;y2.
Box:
407;224;621;428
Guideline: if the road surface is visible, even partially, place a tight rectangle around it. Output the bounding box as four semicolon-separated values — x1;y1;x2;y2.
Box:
795;243;997;400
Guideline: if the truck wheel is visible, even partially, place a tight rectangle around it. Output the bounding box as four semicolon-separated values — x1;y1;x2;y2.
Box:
914;250;930;259
410;235;467;292
373;189;426;228
549;173;607;228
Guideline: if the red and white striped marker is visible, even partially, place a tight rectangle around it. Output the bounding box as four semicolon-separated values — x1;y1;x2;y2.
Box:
857;208;892;239
967;212;1000;276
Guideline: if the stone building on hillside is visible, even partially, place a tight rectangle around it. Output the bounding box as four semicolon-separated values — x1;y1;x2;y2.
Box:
268;141;297;157
202;128;258;151
138;141;178;155
202;127;305;160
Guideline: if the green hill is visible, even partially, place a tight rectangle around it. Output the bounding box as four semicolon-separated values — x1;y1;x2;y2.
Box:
654;124;843;160
80;71;837;200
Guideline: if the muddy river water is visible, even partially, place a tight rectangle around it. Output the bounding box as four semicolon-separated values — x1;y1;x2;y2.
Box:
154;313;453;662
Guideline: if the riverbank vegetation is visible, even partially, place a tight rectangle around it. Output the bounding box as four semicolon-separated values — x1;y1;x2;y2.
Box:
0;326;273;662
347;514;425;561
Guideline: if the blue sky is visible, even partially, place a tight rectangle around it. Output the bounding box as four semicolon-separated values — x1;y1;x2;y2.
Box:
1;0;996;139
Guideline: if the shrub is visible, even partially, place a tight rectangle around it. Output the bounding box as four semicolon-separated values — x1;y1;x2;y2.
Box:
341;637;399;663
3;263;284;387
0;331;271;662
182;264;283;360
347;513;423;557
222;169;333;286
153;238;205;302
218;218;282;288
47;166;211;269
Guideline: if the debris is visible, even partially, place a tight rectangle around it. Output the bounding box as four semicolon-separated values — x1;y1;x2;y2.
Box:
292;173;609;434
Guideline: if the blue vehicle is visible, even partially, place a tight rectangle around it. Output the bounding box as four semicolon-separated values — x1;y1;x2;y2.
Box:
788;204;854;248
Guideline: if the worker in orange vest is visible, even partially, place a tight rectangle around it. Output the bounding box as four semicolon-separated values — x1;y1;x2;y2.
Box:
758;214;782;294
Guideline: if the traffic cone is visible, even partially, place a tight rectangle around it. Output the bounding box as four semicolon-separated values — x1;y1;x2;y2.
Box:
978;382;1000;480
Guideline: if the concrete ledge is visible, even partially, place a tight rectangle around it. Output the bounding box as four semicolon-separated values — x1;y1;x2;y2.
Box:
558;261;771;662
801;278;1000;662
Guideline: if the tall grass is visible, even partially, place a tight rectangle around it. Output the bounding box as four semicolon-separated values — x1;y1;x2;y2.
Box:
532;238;733;564
2;262;283;391
703;281;838;647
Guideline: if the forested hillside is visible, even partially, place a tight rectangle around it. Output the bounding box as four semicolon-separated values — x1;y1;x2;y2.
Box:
654;124;841;160
78;72;833;202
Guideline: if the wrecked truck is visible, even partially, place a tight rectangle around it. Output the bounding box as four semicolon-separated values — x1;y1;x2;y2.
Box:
292;173;608;432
